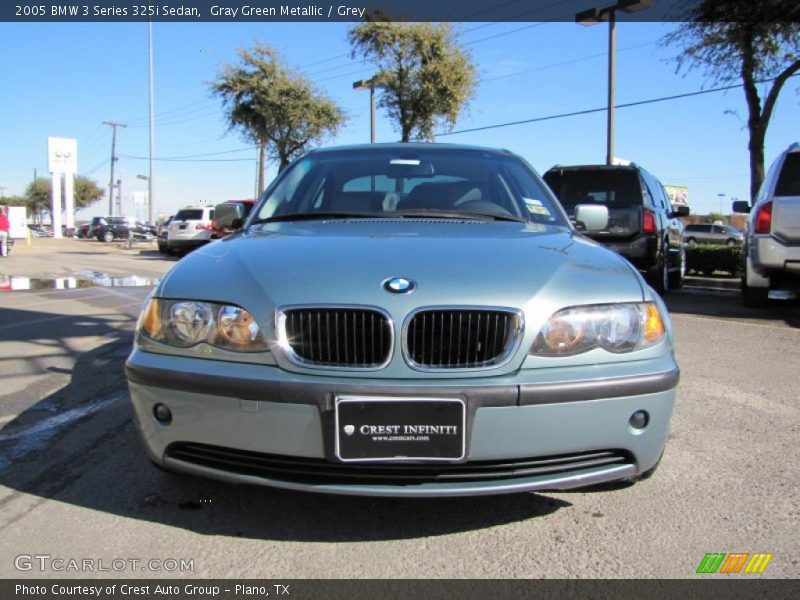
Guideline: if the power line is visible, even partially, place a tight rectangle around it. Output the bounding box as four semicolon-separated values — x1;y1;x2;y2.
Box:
482;40;656;83
82;158;110;178
438;74;800;137
118;147;254;160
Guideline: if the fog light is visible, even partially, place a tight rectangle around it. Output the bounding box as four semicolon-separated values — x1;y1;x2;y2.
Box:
153;403;172;424
629;410;649;430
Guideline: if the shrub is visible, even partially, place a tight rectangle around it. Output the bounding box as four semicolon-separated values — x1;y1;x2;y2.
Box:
686;244;743;277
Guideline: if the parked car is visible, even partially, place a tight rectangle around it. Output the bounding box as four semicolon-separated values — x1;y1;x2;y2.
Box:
734;142;800;307
126;143;680;497
94;217;154;242
76;223;92;238
684;223;744;246
166;206;215;254
28;225;51;237
543;163;689;293
211;200;255;239
157;216;173;254
87;216;112;239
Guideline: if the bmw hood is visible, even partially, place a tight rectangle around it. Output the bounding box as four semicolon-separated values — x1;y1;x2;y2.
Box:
159;220;644;310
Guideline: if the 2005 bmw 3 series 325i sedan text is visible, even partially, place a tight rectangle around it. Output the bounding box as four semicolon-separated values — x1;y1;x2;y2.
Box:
125;143;680;497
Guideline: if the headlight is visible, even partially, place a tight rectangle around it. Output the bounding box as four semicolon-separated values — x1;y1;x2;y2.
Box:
530;302;665;356
138;298;267;352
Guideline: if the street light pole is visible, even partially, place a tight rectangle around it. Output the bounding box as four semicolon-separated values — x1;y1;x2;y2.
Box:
576;0;651;166
718;193;726;217
606;9;616;166
353;78;377;143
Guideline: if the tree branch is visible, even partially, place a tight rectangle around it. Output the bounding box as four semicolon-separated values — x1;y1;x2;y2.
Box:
761;57;800;126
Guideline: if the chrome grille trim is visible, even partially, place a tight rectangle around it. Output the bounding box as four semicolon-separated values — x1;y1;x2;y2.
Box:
275;305;394;370
402;306;524;371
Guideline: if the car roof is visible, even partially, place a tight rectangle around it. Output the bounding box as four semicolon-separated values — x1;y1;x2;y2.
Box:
544;164;638;172
304;142;515;158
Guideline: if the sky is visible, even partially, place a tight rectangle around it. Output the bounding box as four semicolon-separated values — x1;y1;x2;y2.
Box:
0;15;798;221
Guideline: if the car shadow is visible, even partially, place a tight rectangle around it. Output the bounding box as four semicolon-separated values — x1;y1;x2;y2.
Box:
0;309;571;543
136;249;180;261
665;287;800;329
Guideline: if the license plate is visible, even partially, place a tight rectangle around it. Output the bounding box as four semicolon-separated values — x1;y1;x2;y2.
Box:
335;396;465;462
179;224;187;230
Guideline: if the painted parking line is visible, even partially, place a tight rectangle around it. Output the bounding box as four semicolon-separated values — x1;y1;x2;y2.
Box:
0;393;123;472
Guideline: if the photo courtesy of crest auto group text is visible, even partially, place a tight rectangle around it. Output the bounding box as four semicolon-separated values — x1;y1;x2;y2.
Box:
0;0;798;595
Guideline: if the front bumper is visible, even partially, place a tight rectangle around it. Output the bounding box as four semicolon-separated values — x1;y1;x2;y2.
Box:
126;349;679;497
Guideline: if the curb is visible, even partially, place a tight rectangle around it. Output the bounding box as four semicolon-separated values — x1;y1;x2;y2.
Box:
683;276;740;292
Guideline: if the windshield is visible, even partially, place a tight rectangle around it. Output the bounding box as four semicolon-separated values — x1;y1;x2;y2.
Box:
252;148;565;226
543;168;643;210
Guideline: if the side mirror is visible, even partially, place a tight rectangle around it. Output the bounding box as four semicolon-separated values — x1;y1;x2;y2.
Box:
732;200;751;214
214;203;246;231
671;205;690;218
574;204;609;232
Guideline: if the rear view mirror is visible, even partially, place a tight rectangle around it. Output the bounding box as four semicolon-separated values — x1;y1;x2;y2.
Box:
386;159;435;180
732;200;751;214
671;205;690;218
214;203;246;230
574;204;609;232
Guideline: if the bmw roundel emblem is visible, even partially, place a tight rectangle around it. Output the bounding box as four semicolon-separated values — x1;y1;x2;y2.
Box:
384;277;416;294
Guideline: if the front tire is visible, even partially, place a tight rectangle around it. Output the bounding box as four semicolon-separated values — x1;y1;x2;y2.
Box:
102;230;115;243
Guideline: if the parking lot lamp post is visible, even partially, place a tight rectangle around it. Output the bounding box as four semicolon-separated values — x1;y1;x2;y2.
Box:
576;0;652;165
718;193;726;217
353;78;377;143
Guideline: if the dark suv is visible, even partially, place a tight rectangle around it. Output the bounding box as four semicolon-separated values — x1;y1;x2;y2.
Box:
95;217;156;243
544;163;689;293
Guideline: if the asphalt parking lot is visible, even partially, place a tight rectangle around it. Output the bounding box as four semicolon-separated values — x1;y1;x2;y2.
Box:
0;238;797;578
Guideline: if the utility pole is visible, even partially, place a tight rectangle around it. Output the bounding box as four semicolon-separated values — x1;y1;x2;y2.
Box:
103;120;127;216
147;17;155;224
117;179;123;216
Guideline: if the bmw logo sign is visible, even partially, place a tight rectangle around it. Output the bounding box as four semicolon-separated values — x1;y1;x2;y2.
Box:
384;277;416;294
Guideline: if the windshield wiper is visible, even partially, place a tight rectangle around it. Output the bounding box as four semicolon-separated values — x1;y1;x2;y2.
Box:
389;209;528;223
253;211;384;224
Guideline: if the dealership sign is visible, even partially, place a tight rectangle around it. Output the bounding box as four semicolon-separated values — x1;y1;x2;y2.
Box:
47;137;77;174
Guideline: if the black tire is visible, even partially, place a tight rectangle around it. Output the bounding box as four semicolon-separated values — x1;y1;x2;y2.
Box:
157;242;166;254
648;242;670;295
726;239;737;246
102;230;115;243
686;237;697;246
668;244;685;290
742;282;768;308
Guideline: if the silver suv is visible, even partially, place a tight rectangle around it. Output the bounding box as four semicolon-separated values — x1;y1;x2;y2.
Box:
734;142;800;307
166;206;215;255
